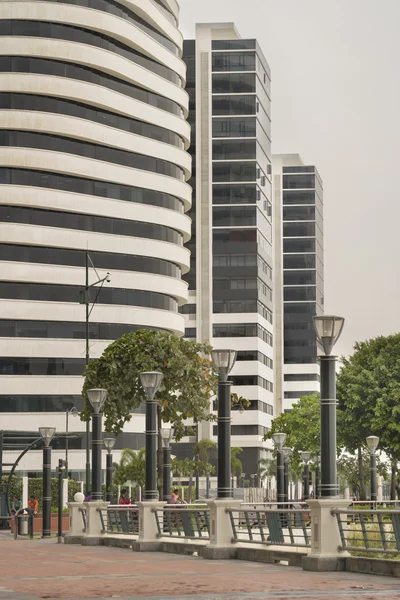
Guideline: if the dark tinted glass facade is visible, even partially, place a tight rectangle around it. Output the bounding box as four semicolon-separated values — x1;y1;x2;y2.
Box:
282;166;324;364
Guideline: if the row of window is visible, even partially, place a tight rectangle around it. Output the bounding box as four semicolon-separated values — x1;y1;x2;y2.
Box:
213;162;257;184
0;20;179;84
213;300;272;324
0;282;177;311
0;168;183;212
0;205;182;245
284;391;316;399
213;117;256;138
0;320;164;340
284;374;320;382
230;375;273;392
284;239;316;254
0;244;181;278
283;222;316;238
213;206;256;227
213;252;257;267
41;0;179;54
213;139;256;160
212;52;256;72
212;40;256;51
0;357;86;376
0;130;184;180
282;175;315;190
284;287;316;302
213;323;273;345
283;190;317;205
283;206;317;221
212;96;257;118
0;93;184;149
284;254;317;270
212;73;256;94
0;57;182;116
284;271;316;286
236;350;273;369
213;184;258;205
258;279;273;301
216;398;273;415
213;424;269;437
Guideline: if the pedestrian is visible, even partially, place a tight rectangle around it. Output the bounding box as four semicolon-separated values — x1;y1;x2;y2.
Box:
170;488;182;504
119;489;131;505
11;496;22;516
15;495;38;518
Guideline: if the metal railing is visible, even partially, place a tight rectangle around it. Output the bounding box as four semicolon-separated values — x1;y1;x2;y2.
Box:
227;503;311;548
153;505;210;540
79;507;87;533
333;507;400;555
98;505;139;535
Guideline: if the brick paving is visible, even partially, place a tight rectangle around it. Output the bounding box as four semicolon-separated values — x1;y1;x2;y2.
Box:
0;538;400;600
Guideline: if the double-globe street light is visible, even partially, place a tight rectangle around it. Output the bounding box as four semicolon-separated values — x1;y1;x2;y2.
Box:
211;349;237;499
313;315;345;498
366;435;379;503
39;427;56;538
300;451;311;500
272;432;287;504
140;371;163;501
104;437;116;503
87;388;107;501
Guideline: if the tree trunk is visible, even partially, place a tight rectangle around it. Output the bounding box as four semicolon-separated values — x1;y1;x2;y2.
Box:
157;407;163;500
358;447;366;500
391;461;397;501
188;476;193;504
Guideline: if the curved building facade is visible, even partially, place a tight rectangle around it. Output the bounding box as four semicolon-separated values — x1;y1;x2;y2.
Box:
0;0;190;472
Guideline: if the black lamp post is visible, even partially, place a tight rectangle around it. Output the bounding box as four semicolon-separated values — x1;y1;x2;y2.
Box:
65;406;79;479
104;438;116;503
161;427;173;502
211;349;237;499
272;433;287;504
57;458;66;543
313;315;345;498
39;427;56;538
87;388;107;501
140;371;163;501
300;451;311;500
281;447;291;504
315;455;321;499
366;436;379;502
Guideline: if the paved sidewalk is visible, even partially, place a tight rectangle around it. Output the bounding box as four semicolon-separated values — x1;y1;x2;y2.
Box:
0;537;400;600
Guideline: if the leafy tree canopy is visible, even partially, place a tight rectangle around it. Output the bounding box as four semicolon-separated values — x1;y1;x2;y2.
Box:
82;330;217;438
113;447;146;489
264;394;321;468
337;333;400;459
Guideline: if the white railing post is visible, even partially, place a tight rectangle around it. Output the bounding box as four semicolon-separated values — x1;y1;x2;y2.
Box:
302;499;350;571
132;501;166;552
65;502;86;541
82;501;109;545
202;499;241;559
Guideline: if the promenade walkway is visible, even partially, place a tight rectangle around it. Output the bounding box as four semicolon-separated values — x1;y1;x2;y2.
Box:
0;537;400;600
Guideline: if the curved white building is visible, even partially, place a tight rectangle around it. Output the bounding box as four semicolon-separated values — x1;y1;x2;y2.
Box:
0;0;190;474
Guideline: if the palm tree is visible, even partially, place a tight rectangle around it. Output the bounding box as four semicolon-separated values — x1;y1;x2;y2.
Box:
231;447;243;478
113;447;146;490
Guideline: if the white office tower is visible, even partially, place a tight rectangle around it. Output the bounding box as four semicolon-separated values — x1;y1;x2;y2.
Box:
181;24;274;476
0;0;191;474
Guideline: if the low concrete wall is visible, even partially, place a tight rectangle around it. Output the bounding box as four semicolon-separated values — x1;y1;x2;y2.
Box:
346;556;400;578
236;547;306;567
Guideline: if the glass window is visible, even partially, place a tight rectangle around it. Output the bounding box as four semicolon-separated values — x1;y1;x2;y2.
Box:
0;282;178;311
212;52;256;72
212;118;256;138
283;206;316;221
0;205;182;245
213;206;256;227
212;95;256;116
284;374;319;382
0;130;184;181
283;222;316;238
0;20;179;84
212;73;256;94
283;239;316;253
0;168;183;212
213;184;257;205
284;270;316;286
0;320;166;339
284;286;316;302
282;166;315;173
213;140;256;160
283;191;316;205
283;174;316;189
283;254;316;269
0;56;182;116
284;391;316;399
213;162;256;183
212;40;256;50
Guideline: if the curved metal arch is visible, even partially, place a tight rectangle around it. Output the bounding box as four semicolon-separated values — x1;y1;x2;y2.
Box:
5;437;42;516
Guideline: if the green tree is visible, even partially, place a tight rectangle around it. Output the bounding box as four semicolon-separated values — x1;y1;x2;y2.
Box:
193;438;216;475
231;447;243;478
337;334;400;499
82;330;217;496
113;447;146;492
264;394;321;464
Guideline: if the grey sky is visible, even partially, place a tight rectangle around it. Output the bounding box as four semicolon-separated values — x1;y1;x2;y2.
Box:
179;0;400;357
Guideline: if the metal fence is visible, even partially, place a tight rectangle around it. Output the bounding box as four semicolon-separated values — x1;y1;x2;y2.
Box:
227;504;311;548
333;507;400;555
153;505;210;540
98;505;139;536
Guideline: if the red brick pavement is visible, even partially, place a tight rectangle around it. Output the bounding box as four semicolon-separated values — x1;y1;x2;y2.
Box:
0;538;400;599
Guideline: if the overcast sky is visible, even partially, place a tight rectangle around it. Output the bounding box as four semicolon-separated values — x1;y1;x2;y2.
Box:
179;0;400;357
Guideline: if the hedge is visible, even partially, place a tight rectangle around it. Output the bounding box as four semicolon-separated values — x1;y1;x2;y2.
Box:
2;476;82;512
